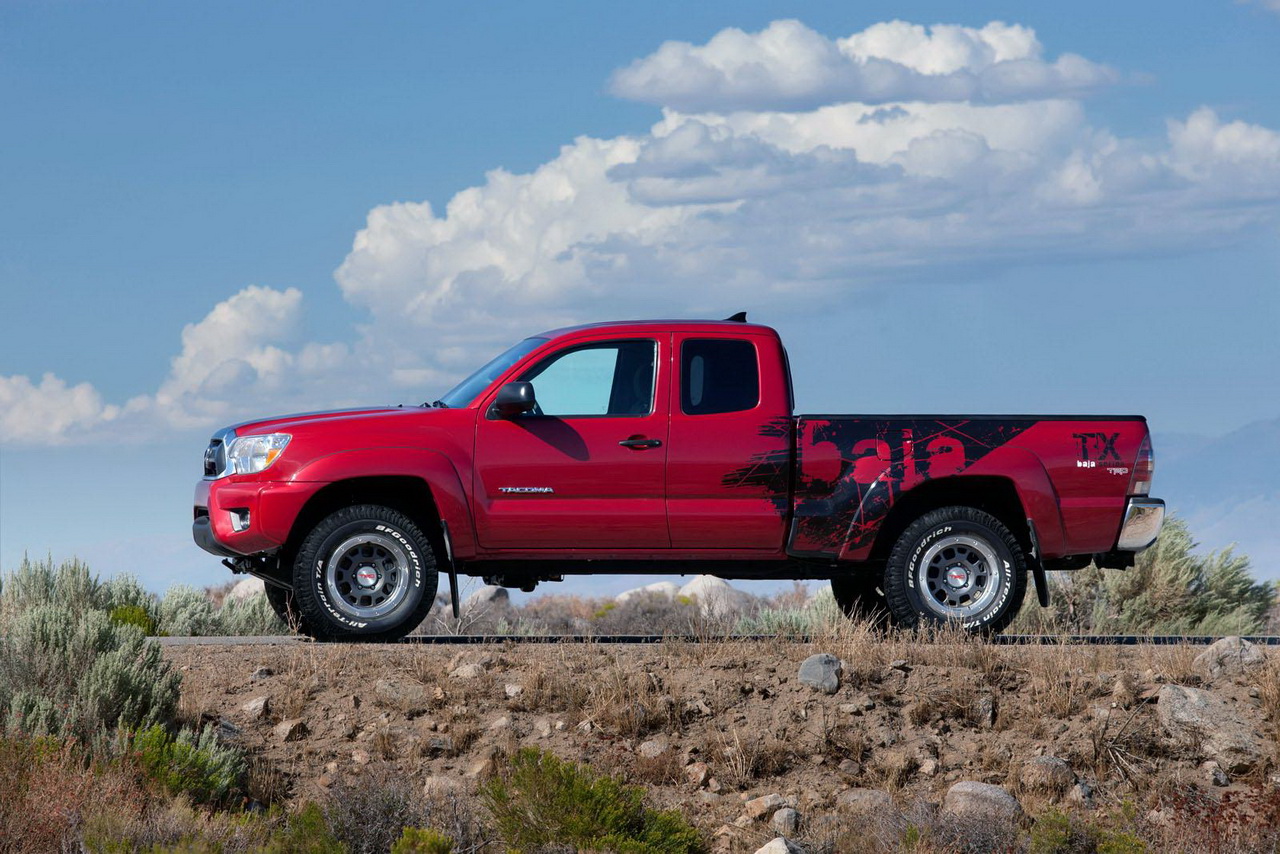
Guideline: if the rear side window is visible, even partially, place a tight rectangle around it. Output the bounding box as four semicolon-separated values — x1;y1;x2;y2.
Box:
681;339;759;415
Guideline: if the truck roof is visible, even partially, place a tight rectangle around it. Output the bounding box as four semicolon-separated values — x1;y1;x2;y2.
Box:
536;318;779;339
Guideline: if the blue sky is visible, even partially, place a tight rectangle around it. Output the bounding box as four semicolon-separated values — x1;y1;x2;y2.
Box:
2;1;1278;594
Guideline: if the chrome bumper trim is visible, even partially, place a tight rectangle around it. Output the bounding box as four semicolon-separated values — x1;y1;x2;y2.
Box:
1117;498;1165;551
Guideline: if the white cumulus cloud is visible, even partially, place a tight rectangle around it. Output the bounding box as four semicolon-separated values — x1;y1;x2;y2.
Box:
610;20;1118;112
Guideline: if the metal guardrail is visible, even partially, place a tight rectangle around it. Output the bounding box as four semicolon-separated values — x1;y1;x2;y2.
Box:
154;634;1280;646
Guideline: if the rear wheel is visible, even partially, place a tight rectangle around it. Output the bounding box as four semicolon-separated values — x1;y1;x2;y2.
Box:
292;504;438;641
883;506;1027;634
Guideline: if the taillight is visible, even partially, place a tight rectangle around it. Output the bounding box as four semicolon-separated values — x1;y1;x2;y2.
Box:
1128;435;1154;495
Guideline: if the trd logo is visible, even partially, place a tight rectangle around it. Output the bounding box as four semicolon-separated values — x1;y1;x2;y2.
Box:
1072;432;1121;463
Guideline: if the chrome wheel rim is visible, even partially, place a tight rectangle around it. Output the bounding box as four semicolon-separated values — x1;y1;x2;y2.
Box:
917;535;1003;620
325;533;412;620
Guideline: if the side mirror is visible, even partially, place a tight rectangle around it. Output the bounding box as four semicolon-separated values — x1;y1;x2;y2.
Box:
491;381;537;418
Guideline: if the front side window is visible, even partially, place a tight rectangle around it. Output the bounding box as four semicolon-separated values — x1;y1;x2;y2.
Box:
520;339;656;417
681;338;759;415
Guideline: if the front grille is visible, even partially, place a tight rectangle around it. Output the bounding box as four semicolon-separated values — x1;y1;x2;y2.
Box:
204;440;226;477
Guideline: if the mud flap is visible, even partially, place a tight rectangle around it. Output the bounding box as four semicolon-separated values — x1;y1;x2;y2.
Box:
1026;518;1050;608
441;521;461;619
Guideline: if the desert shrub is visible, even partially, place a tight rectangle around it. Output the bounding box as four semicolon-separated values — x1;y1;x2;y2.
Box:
392;828;454;854
322;768;431;854
158;585;222;637
129;724;245;806
0;605;179;745
111;604;159;636
254;803;344;854
482;747;704;854
1014;515;1275;635
219;593;288;636
734;585;842;636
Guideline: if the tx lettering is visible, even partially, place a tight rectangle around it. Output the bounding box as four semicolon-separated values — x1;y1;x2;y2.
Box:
1072;432;1121;465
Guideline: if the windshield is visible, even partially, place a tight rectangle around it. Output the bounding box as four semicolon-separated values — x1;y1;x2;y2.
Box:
437;337;548;408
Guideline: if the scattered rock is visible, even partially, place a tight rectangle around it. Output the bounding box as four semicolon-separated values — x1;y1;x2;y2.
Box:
771;807;800;835
316;774;333;789
753;838;805;854
450;663;487;680
837;759;862;777
686;761;711;788
273;719;308;742
744;793;788;819
638;737;670;759
918;758;939;777
504;683;524;699
240;696;271;720
1202;760;1230;787
576;720;593;734
798;653;842;695
251;666;274;680
943;781;1024;824
374;678;431;714
1066;782;1094;809
836;788;893;815
489;716;511;732
1157;684;1264;774
972;693;997;729
1112;672;1138;709
1193;636;1266;681
889;659;911;672
351;749;371;765
1020;756;1075;797
533;718;553;739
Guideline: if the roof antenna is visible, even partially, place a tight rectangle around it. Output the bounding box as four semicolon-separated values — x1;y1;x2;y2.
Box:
724;311;747;323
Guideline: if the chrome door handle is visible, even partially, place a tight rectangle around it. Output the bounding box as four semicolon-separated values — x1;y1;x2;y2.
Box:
619;438;662;449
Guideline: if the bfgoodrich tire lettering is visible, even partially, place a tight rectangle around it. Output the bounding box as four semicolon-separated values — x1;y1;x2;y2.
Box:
883;506;1027;634
292;504;438;642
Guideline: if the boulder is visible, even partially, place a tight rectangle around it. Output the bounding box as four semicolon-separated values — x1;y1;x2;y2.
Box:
686;761;711;787
942;782;1024;824
226;577;265;602
638;736;669;759
463;585;509;612
1157;684;1264;774
1193;636;1267;681
450;663;487;680
274;719;308;742
798;653;842;695
677;575;757;618
1020;756;1075;797
616;581;681;605
753;839;805;854
240;696;271;720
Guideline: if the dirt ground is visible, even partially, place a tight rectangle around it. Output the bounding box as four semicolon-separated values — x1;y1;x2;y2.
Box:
164;630;1280;853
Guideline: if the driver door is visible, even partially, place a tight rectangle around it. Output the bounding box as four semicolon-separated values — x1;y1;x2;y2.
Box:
473;335;671;549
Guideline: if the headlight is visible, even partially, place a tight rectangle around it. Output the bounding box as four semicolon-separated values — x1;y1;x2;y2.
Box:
226;433;291;475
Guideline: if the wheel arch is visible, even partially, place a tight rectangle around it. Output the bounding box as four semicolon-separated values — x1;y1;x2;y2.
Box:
863;476;1031;564
281;476;446;579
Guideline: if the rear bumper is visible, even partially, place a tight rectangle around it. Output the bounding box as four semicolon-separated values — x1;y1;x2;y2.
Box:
1116;497;1165;551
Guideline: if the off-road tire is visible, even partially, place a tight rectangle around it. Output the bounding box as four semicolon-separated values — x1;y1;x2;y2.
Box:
264;583;311;636
292;504;438;642
830;572;890;627
883;506;1027;635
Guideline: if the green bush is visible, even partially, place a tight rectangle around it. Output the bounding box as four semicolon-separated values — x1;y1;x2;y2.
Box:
255;803;344;854
391;828;454;854
482;748;704;854
0;605;179;746
130;724;245;806
157;585;221;637
1015;515;1275;635
110;604;158;636
218;593;288;637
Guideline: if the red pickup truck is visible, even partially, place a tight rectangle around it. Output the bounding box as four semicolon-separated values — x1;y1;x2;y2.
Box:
194;316;1164;640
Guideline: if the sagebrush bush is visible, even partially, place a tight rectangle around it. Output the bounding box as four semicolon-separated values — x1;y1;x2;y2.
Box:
482;748;705;854
129;724;246;806
0;605;179;745
1014;515;1275;635
158;584;222;637
219;592;288;636
0;556;158;633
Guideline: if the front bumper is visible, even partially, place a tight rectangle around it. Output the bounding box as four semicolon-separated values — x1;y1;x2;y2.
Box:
1116;497;1165;551
193;477;322;558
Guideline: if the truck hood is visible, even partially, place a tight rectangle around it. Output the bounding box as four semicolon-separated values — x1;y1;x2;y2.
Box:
226;406;415;436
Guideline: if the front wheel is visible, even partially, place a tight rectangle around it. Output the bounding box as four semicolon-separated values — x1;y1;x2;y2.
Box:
292;504;438;641
883;506;1027;634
